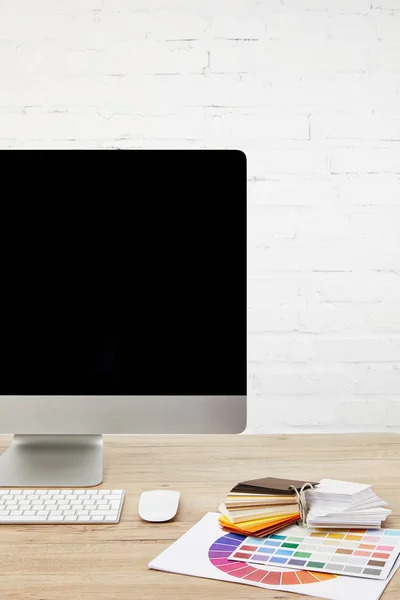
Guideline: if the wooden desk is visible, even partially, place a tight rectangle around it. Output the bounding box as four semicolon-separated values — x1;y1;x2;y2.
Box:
0;433;399;600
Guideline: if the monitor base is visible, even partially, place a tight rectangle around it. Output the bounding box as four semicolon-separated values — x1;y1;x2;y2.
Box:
0;435;103;487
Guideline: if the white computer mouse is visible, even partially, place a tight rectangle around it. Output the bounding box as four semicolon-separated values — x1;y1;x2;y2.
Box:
138;490;180;522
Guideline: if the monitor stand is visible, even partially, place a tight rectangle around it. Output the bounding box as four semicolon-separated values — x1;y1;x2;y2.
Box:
0;435;103;487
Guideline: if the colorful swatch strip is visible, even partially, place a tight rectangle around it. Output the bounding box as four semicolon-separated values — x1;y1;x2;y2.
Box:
208;531;337;586
228;526;400;580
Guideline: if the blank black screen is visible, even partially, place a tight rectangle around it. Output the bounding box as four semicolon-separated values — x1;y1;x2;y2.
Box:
0;149;246;395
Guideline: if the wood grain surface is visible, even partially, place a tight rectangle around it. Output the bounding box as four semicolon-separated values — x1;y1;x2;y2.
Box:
0;433;398;600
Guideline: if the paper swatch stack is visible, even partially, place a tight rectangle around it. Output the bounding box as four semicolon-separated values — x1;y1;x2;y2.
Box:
219;477;391;537
305;479;391;529
218;477;317;537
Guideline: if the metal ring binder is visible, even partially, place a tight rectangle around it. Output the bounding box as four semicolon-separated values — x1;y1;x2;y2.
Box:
289;482;314;527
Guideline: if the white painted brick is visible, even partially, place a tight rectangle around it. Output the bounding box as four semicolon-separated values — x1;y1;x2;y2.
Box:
4;74;266;110
294;207;351;240
210;39;367;75
248;205;303;242
279;75;398;111
103;12;210;42
372;0;400;8
248;335;316;363
209;17;265;40
328;15;378;40
313;112;400;141
264;12;329;40
1;0;103;13
330;148;400;174
251;396;339;428
299;302;400;334
386;399;400;426
376;14;400;45
97;43;208;75
355;366;400;393
336;400;387;426
0;43;208;76
247;276;301;304
314;338;400;362
283;0;372;11
299;273;400;302
333;174;400;205
247;305;299;332
249;240;400;274
209;40;266;73
367;44;400;72
0;110;207;140
248;179;337;206
349;207;400;238
251;366;352;395
244;145;328;177
207;111;310;141
103;0;256;16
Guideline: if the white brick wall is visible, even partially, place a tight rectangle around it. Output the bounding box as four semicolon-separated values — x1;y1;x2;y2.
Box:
1;0;400;433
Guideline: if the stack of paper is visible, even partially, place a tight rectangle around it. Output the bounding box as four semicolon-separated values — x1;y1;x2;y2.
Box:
218;477;317;537
306;479;391;528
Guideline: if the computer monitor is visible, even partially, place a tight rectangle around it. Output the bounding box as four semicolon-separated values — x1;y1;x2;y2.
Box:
0;149;247;487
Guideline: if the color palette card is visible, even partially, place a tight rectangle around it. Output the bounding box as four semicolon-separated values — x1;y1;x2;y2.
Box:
149;513;400;600
228;525;400;580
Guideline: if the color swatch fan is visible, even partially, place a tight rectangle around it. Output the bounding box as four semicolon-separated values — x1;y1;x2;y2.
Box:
218;478;317;537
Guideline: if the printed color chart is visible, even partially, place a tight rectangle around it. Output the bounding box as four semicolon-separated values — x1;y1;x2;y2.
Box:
209;531;337;585
229;525;400;580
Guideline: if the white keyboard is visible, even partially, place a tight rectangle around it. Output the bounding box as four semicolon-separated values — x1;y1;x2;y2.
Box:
0;489;125;524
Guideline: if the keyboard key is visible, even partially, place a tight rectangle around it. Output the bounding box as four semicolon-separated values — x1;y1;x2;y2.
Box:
37;510;50;516
90;510;112;516
62;510;76;516
10;511;23;516
49;511;63;516
77;510;89;516
91;516;104;521
78;516;88;521
64;516;78;522
48;516;63;522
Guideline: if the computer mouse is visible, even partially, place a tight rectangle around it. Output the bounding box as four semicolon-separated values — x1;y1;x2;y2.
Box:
138;490;180;522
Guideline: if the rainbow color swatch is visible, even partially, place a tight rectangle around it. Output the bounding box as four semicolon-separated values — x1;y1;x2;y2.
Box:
209;531;337;585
